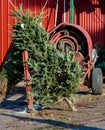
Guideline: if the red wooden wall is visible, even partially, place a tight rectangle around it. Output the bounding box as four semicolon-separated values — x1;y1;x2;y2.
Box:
74;0;105;47
0;0;105;67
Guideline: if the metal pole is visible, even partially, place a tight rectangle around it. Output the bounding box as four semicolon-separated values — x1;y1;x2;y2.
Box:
70;0;74;23
55;0;59;27
63;0;66;22
22;50;34;111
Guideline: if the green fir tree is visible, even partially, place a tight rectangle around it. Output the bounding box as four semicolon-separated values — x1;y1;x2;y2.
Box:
11;5;82;107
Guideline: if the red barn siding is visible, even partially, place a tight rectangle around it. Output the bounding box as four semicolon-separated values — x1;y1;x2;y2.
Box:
0;0;105;67
74;0;105;47
0;0;9;67
0;0;57;67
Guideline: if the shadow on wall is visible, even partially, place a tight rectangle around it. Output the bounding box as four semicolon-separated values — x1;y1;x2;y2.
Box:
14;0;71;27
75;0;105;25
75;0;105;14
91;26;105;48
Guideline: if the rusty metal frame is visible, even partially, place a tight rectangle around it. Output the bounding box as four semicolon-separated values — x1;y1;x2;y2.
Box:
49;22;94;88
22;50;34;111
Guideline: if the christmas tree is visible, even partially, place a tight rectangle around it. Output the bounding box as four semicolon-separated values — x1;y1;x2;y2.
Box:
11;5;82;108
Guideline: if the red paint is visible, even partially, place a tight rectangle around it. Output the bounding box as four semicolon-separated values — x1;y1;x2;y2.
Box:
0;0;10;67
0;0;2;66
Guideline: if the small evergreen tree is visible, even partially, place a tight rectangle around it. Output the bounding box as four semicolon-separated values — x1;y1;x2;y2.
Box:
12;5;82;108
